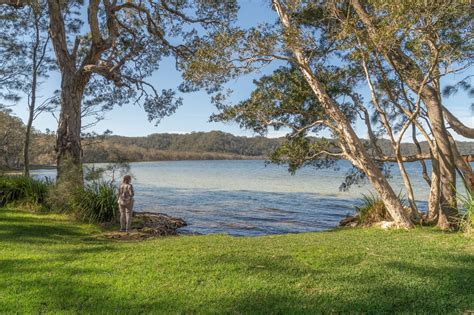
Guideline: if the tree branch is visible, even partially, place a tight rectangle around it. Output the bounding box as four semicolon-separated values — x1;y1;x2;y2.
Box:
0;0;28;8
443;106;474;138
160;0;219;24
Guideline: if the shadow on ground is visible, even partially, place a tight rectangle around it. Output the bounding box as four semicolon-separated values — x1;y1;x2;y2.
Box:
0;209;472;313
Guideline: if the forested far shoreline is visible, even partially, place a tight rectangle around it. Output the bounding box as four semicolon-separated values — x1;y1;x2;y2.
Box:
1;108;473;168
89;132;474;163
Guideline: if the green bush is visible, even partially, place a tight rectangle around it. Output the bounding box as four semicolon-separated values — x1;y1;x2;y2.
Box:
354;193;392;225
457;188;474;236
0;175;119;224
73;181;118;223
0;176;52;209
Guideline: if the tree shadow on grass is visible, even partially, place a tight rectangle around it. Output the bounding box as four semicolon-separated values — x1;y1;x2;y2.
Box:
0;245;126;313
0;248;472;313
0;209;472;313
0;254;199;313
0;223;87;245
197;250;474;313
0;209;104;245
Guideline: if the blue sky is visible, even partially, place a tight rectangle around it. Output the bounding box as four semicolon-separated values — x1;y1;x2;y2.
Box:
9;0;474;141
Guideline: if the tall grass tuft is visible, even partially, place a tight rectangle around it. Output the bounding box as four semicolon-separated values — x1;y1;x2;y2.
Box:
354;193;392;225
73;181;118;223
457;188;474;236
0;176;52;209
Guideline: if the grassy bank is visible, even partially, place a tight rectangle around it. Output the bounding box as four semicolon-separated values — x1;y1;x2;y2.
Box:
0;208;472;313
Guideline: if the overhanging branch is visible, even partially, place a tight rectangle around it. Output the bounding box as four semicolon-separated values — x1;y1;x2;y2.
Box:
0;0;28;7
443;106;474;139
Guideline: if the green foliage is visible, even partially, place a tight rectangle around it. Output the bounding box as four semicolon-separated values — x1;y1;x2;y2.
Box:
0;109;25;169
457;189;474;236
363;1;472;64
47;166;119;223
354;193;413;225
212;67;327;135
72;181;118;224
0;175;52;209
49;159;122;223
269;137;336;174
354;193;392;225
0;209;473;313
84;165;107;182
210;66;358;173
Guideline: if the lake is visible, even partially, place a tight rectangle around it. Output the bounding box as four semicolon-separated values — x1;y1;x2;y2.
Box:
32;160;470;236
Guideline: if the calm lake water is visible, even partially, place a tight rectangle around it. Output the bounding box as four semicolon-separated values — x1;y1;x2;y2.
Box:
32;160;471;236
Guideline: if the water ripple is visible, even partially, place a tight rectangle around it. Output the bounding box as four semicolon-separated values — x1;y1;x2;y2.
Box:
31;160;467;236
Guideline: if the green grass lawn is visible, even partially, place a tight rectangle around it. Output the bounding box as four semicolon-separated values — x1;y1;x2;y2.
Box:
0;208;473;314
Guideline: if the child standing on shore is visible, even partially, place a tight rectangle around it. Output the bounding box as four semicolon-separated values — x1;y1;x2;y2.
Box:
118;175;134;232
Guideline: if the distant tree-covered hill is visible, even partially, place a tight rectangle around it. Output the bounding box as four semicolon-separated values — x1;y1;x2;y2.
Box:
102;131;282;156
82;131;474;163
81;131;282;163
1;107;473;168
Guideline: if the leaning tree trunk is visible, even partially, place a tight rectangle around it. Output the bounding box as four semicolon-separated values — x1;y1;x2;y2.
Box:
354;152;414;227
422;90;458;225
350;0;458;227
55;70;86;186
273;0;413;228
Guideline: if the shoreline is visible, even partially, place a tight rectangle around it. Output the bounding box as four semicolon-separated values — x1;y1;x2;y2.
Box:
3;158;267;173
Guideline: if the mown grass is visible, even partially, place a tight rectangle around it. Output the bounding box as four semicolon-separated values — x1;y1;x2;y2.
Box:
0;208;473;313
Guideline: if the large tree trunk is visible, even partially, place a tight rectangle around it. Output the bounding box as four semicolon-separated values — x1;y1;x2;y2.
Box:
273;0;413;228
47;0;89;186
55;71;86;185
422;90;458;223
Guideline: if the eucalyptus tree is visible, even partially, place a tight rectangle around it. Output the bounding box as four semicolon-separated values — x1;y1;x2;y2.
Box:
344;0;474;227
1;1;57;176
1;0;237;186
184;0;473;228
212;67;367;186
261;0;473;228
184;1;415;227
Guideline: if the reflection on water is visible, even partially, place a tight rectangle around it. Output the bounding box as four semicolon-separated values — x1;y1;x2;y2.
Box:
31;160;469;236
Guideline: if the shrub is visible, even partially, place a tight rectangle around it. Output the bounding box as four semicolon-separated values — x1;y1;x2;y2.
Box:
73;181;118;223
45;178;77;213
0;175;52;209
457;189;474;236
354;193;392;225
